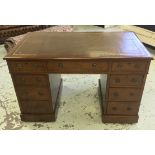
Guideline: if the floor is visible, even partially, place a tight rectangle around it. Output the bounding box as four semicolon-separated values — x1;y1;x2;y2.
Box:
0;25;155;130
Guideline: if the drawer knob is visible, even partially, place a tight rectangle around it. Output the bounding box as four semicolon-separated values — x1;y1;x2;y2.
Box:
112;107;117;111
134;64;139;69
129;92;134;96
115;78;120;83
127;107;132;111
16;63;23;69
24;62;28;65
36;78;42;82
33;64;41;68
58;63;63;68
113;92;119;97
92;63;97;68
21;78;26;83
22;91;28;95
117;63;123;68
131;78;137;83
38;91;44;96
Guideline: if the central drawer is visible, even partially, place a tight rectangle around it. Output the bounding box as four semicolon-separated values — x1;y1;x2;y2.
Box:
16;87;50;100
47;61;109;73
109;88;142;101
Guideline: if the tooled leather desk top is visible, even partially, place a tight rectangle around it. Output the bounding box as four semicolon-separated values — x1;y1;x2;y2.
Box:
4;32;153;60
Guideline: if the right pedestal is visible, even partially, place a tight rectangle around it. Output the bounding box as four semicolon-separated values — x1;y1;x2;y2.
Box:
99;60;151;124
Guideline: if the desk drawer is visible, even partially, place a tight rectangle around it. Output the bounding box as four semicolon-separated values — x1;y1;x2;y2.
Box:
107;102;139;115
111;62;147;73
47;61;108;73
8;61;46;73
16;87;50;100
20;101;52;114
14;75;48;86
110;75;144;87
109;88;141;101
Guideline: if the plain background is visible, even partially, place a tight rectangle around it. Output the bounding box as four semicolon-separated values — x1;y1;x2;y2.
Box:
0;0;155;154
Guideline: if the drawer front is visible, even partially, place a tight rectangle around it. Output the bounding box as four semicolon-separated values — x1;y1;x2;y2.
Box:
8;61;46;73
109;88;141;101
47;61;108;73
111;62;147;73
14;75;48;86
107;102;139;115
20;101;52;114
110;75;144;87
16;87;50;100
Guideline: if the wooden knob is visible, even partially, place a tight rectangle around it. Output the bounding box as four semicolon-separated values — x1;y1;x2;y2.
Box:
134;64;139;69
117;63;122;68
113;92;119;97
23;91;28;95
131;78;137;83
33;64;40;68
92;63;97;68
129;92;134;96
16;63;23;69
36;78;41;82
38;91;43;96
21;78;26;83
127;107;132;111
112;107;117;110
58;63;63;68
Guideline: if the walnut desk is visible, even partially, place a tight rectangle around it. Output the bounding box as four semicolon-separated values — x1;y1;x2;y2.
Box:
4;32;153;123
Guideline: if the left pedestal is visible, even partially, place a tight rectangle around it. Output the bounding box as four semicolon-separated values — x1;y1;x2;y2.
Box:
7;61;62;122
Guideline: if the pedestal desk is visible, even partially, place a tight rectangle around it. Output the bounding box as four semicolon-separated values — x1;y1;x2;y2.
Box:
4;32;153;123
